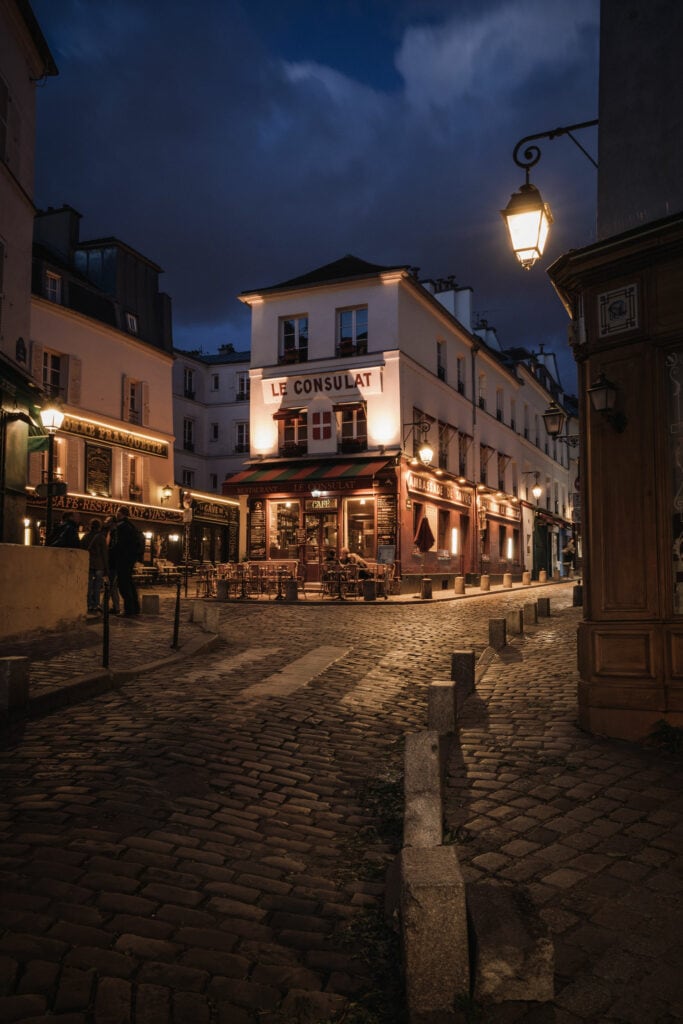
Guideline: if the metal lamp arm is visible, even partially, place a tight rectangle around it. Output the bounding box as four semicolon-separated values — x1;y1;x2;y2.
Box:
513;119;599;181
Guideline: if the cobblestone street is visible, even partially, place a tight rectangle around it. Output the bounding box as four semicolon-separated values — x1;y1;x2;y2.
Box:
1;585;682;1023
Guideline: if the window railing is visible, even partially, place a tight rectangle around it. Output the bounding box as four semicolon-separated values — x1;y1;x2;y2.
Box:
279;348;308;365
437;366;446;381
496;409;503;421
336;340;368;357
236;391;249;402
234;443;249;454
478;396;486;410
279;442;307;456
457;380;465;395
183;440;194;452
184;389;195;400
339;436;367;453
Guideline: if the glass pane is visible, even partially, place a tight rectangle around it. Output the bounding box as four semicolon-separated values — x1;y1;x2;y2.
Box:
345;497;374;559
270;501;300;558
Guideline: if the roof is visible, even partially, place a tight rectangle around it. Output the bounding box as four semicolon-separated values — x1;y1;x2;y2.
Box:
174;347;250;365
240;255;408;299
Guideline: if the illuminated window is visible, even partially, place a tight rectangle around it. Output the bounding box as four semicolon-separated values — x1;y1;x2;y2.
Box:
337;307;368;355
280;316;308;363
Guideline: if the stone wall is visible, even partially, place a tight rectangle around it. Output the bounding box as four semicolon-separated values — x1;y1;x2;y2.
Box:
0;544;88;640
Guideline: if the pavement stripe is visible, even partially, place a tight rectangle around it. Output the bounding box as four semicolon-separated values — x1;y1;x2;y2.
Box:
180;647;281;682
236;645;350;700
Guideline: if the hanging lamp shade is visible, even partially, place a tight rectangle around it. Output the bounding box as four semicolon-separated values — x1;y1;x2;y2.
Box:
39;403;65;434
542;401;566;438
501;182;553;269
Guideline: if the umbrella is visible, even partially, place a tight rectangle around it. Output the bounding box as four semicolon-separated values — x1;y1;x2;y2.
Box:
413;515;435;553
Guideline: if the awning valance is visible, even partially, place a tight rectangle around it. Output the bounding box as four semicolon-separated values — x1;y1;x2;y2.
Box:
223;456;394;490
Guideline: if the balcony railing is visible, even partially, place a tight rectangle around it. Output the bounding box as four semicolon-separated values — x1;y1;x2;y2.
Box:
234;443;249;454
279;442;307;456
183;441;194;452
279;348;308;365
336;341;368;358
339;437;367;453
184;389;195;400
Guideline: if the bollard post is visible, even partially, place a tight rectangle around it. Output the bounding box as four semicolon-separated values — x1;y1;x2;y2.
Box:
488;618;507;650
204;605;221;632
537;597;551;617
420;577;433;600
363;579;377;601
428;680;457;734
450;650;475;709
522;571;531;585
538;569;547;583
0;656;29;712
480;574;490;592
216;579;229;601
102;581;110;669
141;593;160;615
171;580;181;649
523;601;538;626
502;573;512;589
454;576;465;595
285;578;299;602
572;583;583;606
506;608;524;635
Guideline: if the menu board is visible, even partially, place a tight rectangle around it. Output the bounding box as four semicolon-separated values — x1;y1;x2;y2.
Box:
377;494;398;543
248;499;267;559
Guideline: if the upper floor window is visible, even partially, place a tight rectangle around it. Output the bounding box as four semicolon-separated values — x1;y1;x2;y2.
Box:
42;349;66;399
235;422;249;453
210;422;219;441
183;367;195;399
183;418;195;452
236;371;250;400
436;341;446;381
457;357;465;396
209;473;218;491
45;272;62;305
510;399;517;432
211;373;220;391
122;375;148;426
128;379;141;424
478;373;487;410
279;412;307;453
496;389;504;422
337;307;368;356
280;316;308;364
181;468;195;487
125;312;138;334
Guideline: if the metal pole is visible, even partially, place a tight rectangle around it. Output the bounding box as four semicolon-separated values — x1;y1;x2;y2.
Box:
45;433;55;542
171;579;181;649
102;581;110;668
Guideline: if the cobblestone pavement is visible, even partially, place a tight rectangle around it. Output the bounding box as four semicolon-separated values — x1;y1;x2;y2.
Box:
0;585;681;1023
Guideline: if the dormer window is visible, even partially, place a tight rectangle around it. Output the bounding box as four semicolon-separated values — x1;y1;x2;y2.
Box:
125;312;139;334
45;272;62;305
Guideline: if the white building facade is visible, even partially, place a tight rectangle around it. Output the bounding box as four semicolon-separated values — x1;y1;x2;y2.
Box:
224;256;576;588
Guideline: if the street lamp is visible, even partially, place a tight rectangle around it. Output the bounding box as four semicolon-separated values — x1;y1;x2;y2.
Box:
521;471;543;501
39;400;65;542
501;119;598;269
587;372;627;432
403;420;434;467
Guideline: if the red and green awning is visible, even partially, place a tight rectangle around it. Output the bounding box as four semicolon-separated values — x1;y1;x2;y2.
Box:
223;457;393;490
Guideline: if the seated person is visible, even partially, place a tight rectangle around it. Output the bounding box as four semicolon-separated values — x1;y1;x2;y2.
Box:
339;547;370;579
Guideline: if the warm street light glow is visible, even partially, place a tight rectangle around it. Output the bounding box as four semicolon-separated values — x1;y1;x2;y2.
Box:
542;400;566;437
403;420;433;466
39;403;65;434
501;182;553;269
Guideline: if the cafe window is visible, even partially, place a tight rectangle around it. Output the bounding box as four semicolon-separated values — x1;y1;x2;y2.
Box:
270;500;301;558
438;509;449;551
337;403;367;452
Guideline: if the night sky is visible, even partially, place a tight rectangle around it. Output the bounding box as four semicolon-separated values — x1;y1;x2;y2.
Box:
30;0;599;392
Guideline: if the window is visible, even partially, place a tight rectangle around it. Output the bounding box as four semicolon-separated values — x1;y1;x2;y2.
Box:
128;456;142;500
183;367;195;399
45;272;62;304
535;414;540;447
478;373;486;410
458;432;470;477
183;418;195;451
271;500;301;558
523;404;530;439
280;316;308;363
125;312;138;334
211;374;220;391
122;375;148;425
181;469;195;487
236;371;250;400
210;422;219;441
312;411;332;441
128;379;141;424
280;413;307;453
438;422;454;471
437;341;446;381
510;399;516;432
457;357;465;395
337;306;368;356
337;404;367;451
497;454;508;491
235;422;249;453
438;509;449;551
42;349;65;398
209;473;218;491
496;389;504;422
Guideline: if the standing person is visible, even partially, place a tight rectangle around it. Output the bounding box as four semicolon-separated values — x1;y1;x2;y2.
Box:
562;537;576;578
110;506;144;617
81;519;108;613
47;510;80;548
103;516;121;614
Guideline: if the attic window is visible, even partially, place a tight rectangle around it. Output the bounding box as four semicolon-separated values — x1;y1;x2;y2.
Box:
125;312;139;334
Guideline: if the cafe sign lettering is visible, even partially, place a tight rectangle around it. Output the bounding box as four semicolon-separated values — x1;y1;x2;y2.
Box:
262;367;383;404
61;415;169;458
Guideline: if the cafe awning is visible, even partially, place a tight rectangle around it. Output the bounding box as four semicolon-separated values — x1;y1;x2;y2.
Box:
223;456;394;489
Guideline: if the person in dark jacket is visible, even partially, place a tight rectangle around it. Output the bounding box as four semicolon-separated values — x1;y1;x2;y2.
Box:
110;506;143;616
48;510;80;548
103;516;121;614
81;518;109;613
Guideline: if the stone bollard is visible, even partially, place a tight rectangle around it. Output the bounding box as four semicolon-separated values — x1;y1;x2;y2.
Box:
428;680;457;734
400;846;470;1020
523;601;538;626
204;605;221;632
141;593;160;615
572;584;583;606
420;577;433;600
450;650;475;710
522;571;531;586
363;579;377;601
503;572;512;589
506;608;524;635
537;597;551;617
538;569;547;583
454;576;465;595
404;731;442;848
480;574;490;592
216;579;229;601
191;600;206;624
0;656;29;713
489;618;507;650
284;579;299;602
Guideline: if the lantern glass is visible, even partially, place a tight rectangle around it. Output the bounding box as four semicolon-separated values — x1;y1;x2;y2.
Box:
39;405;65;434
542;401;566;438
588;373;617;413
418;442;434;466
501;183;553;269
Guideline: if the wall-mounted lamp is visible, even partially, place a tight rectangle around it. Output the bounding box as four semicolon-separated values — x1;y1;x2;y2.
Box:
160;483;173;504
542;401;580;447
501;119;598;269
522;470;543;500
587;372;627;432
403;419;434;466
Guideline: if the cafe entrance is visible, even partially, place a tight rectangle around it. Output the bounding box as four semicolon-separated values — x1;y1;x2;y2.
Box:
304;505;338;581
